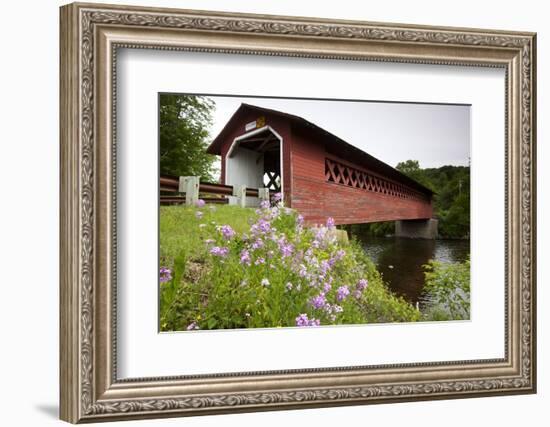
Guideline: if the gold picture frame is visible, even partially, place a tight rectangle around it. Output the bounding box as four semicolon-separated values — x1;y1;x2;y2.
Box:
60;2;536;423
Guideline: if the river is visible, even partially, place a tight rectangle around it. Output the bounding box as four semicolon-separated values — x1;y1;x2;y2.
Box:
359;236;470;306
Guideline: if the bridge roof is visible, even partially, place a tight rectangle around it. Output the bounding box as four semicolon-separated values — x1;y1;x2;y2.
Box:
207;103;434;196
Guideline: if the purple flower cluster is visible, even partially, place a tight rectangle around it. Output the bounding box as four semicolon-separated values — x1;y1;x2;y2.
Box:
322;279;333;293
257;218;271;234
336;285;350;302
210;246;229;257
295;313;320;327
195;199;206;208
277;238;294;258
251;239;264;250
159;267;172;283
193;187;367;328
186;321;200;330
319;260;331;275
313;227;326;245
240;249;251;266
357;278;368;291
353;278;369;299
219;224;236;240
309;293;327;309
272;192;283;203
291;238;345;289
333;249;346;262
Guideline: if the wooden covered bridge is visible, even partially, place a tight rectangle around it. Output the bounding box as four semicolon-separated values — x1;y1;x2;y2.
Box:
205;103;437;238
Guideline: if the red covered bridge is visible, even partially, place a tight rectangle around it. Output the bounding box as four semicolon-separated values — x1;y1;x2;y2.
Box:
207;104;437;238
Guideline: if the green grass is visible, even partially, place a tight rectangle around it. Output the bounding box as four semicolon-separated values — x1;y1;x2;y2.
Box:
160;204;257;260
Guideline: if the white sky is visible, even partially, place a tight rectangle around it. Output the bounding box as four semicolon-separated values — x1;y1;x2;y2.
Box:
206;95;470;169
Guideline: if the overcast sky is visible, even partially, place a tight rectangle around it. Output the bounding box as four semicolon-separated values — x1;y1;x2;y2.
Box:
206;95;470;169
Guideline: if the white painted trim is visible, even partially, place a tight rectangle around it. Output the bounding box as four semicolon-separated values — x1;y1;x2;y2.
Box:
225;125;284;197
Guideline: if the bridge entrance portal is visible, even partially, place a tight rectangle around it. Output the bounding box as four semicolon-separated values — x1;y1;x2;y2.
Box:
225;126;282;196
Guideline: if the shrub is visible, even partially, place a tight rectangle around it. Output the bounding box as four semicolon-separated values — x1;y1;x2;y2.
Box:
421;258;470;321
160;199;420;331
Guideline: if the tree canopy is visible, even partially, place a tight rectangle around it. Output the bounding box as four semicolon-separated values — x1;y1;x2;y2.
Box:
395;160;433;190
159;94;217;181
397;161;470;239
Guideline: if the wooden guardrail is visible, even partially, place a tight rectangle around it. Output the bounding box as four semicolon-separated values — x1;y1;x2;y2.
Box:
160;175;271;206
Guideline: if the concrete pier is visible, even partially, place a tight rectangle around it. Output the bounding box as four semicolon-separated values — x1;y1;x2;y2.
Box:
395;218;438;239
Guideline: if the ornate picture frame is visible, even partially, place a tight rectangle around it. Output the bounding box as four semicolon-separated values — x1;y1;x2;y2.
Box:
60;2;536;423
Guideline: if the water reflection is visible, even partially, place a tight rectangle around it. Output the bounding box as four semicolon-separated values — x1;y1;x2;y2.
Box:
359;236;470;304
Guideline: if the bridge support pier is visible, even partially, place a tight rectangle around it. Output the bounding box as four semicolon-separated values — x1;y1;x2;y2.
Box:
395;218;438;239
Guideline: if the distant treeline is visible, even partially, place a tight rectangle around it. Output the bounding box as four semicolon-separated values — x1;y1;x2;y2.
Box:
344;160;470;239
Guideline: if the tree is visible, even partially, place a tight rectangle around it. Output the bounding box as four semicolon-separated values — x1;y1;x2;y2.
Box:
396;160;470;238
159;94;216;181
395;159;420;175
440;190;470;238
395;160;434;190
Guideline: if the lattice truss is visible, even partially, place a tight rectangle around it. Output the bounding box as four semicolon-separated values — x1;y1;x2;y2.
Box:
325;158;425;201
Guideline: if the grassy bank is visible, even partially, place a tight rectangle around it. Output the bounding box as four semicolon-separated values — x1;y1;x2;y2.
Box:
160;204;257;261
159;203;420;331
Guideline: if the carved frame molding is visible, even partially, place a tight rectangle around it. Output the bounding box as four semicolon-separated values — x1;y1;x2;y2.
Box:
60;2;536;423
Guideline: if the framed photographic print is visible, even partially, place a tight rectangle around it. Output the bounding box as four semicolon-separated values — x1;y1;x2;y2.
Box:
60;2;537;423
